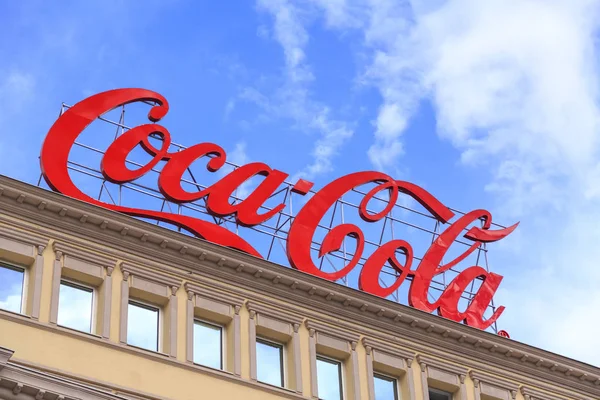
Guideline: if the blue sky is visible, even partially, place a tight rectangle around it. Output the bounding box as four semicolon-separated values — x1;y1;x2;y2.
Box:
1;0;600;366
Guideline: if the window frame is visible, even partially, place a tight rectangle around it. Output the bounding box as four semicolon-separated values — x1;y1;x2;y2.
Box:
316;354;344;400
373;372;399;400
193;318;225;370
57;278;96;334
429;387;453;400
256;336;285;388
0;262;26;315
127;299;161;353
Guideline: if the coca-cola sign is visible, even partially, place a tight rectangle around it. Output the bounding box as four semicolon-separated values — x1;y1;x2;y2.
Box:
40;88;518;330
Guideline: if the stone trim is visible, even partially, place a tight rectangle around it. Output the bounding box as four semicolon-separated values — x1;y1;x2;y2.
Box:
362;337;416;400
305;319;361;400
246;302;303;392
185;282;241;375
119;263;181;357
520;386;587;400
48;246;115;338
0;347;13;370
470;370;518;400
0;231;46;320
0;176;599;398
418;354;468;400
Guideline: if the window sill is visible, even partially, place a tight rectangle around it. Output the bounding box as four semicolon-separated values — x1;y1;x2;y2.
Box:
0;308;31;320
56;324;101;339
125;343;169;358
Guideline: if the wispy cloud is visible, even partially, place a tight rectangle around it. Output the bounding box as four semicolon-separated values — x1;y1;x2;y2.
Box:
267;0;600;364
240;0;354;180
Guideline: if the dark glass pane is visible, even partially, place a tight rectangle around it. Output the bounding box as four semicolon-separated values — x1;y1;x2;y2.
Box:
429;389;452;400
317;357;343;400
193;321;223;369
256;339;284;387
374;374;397;400
0;265;24;313
127;301;159;351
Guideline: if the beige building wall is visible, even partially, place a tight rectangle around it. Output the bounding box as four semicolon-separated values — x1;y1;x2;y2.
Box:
0;177;598;400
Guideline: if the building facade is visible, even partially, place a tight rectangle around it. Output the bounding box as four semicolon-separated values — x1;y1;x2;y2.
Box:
0;174;598;400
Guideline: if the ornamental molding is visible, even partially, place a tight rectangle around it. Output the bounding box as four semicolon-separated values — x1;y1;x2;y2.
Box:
0;346;14;370
417;354;468;377
0;176;599;398
245;301;303;326
520;385;587;400
361;336;415;363
304;319;360;345
469;370;519;392
120;262;182;289
184;280;245;308
0;219;48;249
53;241;119;269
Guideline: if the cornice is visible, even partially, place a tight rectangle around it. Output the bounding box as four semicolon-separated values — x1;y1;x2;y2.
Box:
184;280;245;308
0;175;599;397
417;354;468;377
245;301;303;326
0;346;14;370
469;370;519;392
120;262;182;288
520;385;586;400
0;219;48;249
54;241;119;268
361;336;415;363
305;319;360;344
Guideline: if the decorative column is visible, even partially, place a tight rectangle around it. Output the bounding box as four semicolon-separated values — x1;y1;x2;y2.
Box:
350;341;361;400
420;361;429;400
49;250;62;324
293;322;303;393
405;357;416;400
308;325;318;399
101;266;113;338
31;245;45;320
459;374;467;400
248;307;257;381
186;288;195;363
234;305;242;376
471;376;480;400
363;339;375;400
169;285;178;358
119;268;130;344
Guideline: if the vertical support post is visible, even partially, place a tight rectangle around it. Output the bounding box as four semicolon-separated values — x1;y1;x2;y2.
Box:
363;339;375;400
406;357;416;400
169;285;178;358
186;289;195;363
459;374;467;400
102;266;113;338
234;305;242;376
31;245;45;320
248;308;257;381
293;323;303;393
308;325;318;399
472;377;481;400
420;362;430;400
350;341;361;400
49;251;63;324
119;269;130;344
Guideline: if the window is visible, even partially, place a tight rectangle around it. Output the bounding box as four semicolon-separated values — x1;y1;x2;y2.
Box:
0;264;25;314
57;280;94;333
193;320;223;370
127;301;159;352
256;338;284;387
374;373;398;400
317;356;343;400
429;388;452;400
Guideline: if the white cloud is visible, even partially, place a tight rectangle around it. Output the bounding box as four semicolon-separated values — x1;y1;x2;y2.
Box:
277;0;600;365
245;0;354;180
